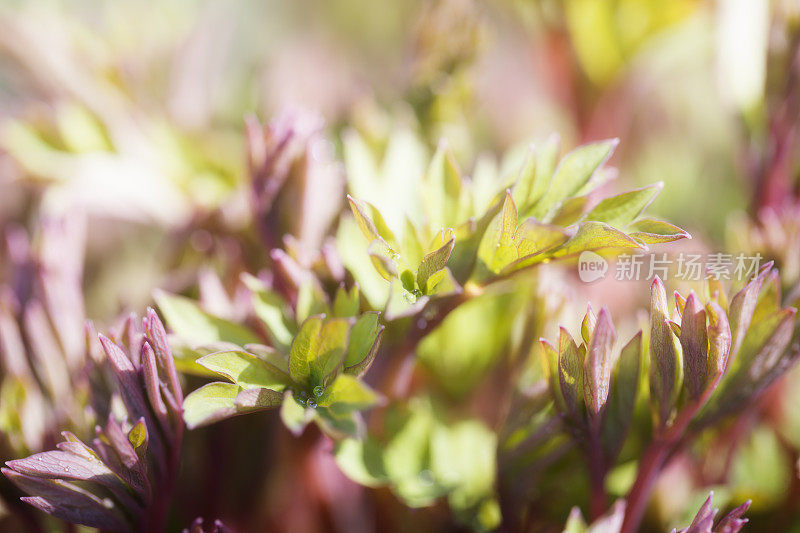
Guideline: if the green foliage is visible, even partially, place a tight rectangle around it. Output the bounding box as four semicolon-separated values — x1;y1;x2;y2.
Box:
180;308;384;438
347;136;686;294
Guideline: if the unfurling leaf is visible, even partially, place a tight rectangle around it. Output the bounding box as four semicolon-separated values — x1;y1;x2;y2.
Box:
583;307;616;419
558;328;584;418
680;292;708;400
649;277;682;427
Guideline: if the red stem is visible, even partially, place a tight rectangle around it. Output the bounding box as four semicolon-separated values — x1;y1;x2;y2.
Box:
620;384;717;533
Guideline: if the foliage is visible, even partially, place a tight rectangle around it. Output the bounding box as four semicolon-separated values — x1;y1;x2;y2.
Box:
1;1;799;531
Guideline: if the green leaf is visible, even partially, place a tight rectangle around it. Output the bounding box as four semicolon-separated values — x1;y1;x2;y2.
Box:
280;390;313;436
532;139;618;218
417;235;455;294
430;420;497;510
127;421;147;449
183;382;243;429
581;305;597;346
478;191;519;273
402;218;425;268
288;316;323;387
425;267;462;296
197;351;293;390
318;374;381;414
584;183;663;227
649;278;682;428
705;301;731;382
563;508;588;533
602;332;641;460
234;387;284;410
245;278;295;351
509;221;644;271
516;134;561;217
583;308;616;418
368;239;399;281
424;140;464;228
418;290;522;397
514;219;569;259
311;318;350;387
627;218;690;244
315;407;365;439
735;308;796;380
558;328;584;418
680;292;709;400
344;312;382;370
382;402;444;507
728;265;770;357
333;285;360;318
511;144;537;212
155;290;260;347
334;438;389;487
347;195;396;245
548;195;590;226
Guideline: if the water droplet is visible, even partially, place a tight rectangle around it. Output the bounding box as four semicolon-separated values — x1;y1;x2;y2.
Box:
313;385;324;397
64;466;70;473
306;398;317;409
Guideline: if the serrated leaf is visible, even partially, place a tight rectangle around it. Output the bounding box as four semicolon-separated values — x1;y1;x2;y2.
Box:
584;183;662;227
197;351;293;390
155;291;260;347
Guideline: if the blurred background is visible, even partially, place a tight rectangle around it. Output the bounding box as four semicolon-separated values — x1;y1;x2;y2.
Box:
0;0;798;531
